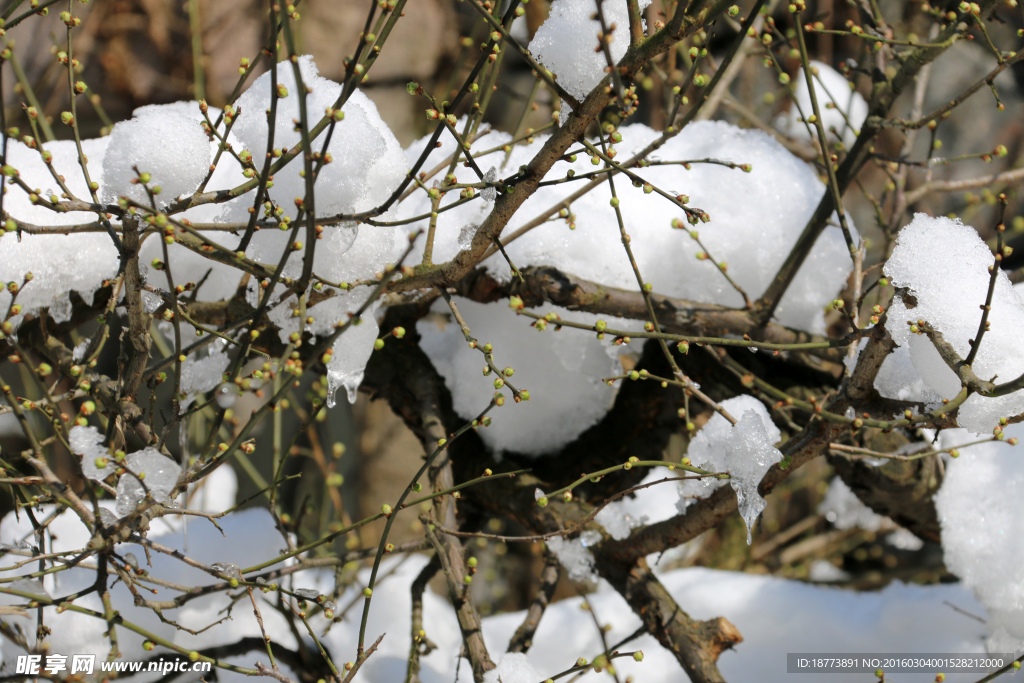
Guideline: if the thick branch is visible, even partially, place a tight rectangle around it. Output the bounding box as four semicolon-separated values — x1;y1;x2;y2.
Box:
363;307;495;682
595;557;742;683
507;550;560;654
119;217;153;405
455;266;843;362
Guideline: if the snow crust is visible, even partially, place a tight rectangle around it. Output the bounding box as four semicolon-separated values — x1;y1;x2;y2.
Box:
676;395;782;542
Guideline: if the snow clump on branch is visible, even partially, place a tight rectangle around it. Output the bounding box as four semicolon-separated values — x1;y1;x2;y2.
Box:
884;214;1024;434
401;121;854;457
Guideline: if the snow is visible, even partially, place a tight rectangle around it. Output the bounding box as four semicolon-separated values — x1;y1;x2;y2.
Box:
529;0;652;120
393;121;511;263
727;410;785;543
246;262;384;408
483;653;543;683
102;106;210;209
7;43;1022;683
187;462;237;514
0;137;119;324
595;467;682;540
232;55;407;220
807;559;850;582
875;343;942;403
133;100;209;121
68;425;116;481
137;216;246;304
243;220;393;391
0;56;408;408
547;530;602;583
178;345;231;412
594;503;638;541
887;527;925;552
327;308;380;406
818;477;885;531
935;423;1024;652
115;448;182;516
784;60;868;148
677;395;782;542
884;214;1024;434
418;297;640;456
0;509;303;672
133;102;251;302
